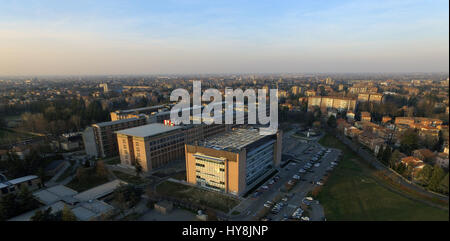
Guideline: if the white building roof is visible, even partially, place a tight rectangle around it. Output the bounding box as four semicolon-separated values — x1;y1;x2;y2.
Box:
73;179;126;202
115;123;181;138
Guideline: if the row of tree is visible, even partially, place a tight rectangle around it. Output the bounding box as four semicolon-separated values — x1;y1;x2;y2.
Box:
415;164;449;194
0;187;40;221
376;146;449;195
31;205;77;221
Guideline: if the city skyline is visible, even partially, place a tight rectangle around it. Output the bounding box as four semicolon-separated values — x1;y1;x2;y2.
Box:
1;0;449;75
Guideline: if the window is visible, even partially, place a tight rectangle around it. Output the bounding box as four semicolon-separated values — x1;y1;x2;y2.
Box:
195;163;205;167
1;188;8;194
27;180;32;186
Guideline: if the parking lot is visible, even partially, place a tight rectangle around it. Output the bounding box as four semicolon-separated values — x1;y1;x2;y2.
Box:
230;128;341;221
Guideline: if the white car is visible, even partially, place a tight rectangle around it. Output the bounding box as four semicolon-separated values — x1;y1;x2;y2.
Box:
301;216;310;221
314;163;320;167
293;175;301;180
298;169;306;173
305;197;314;201
316;181;324;185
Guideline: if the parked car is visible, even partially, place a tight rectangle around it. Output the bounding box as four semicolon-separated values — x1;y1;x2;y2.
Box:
316;181;324;185
301;216;310;221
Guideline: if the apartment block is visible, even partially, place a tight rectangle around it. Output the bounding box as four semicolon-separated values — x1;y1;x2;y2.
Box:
185;128;282;196
307;96;357;113
357;93;384;103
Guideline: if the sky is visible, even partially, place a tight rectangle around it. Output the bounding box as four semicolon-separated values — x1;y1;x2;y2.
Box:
0;0;448;75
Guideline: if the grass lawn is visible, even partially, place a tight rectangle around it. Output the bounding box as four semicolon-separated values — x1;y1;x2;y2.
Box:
0;128;35;145
113;170;147;185
156;181;240;213
102;157;121;165
66;168;110;192
317;134;449;221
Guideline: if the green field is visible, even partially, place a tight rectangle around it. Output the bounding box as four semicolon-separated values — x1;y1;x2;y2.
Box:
0;128;35;145
317;134;449;221
113;170;147;185
156;181;240;213
66;168;110;192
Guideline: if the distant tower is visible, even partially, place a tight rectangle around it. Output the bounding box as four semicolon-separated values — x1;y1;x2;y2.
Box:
99;83;109;93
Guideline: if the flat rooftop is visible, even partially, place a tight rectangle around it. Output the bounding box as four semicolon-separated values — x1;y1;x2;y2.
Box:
115;123;182;138
115;105;167;114
198;128;268;151
94;116;143;127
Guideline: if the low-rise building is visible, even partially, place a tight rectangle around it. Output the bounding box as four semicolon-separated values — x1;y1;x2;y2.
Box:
0;175;42;197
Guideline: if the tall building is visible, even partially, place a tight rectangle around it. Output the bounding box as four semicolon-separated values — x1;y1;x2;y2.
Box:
116;123;229;172
291;86;302;95
185;128;282;196
82;116;147;158
99;83;109;93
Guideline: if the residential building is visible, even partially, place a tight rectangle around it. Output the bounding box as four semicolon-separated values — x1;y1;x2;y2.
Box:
307;96;357;113
357;93;384;103
360;112;371;122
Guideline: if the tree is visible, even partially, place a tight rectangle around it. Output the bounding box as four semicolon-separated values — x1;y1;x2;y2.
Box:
415;164;433;186
31;207;58;221
428;165;445;192
61;205;77;221
376;146;384;160
112;184;143;212
0;194;17;221
327;115;337;129
381;147;392;166
389;150;402;168
134;161;143;177
0;117;5;128
206;208;218;221
438;173;449;195
17;186;38;212
399;129;419;155
95;161;108;178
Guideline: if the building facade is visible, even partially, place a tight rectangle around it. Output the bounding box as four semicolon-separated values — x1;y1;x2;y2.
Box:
82;116;147;158
185;128;282;196
116;123;229;172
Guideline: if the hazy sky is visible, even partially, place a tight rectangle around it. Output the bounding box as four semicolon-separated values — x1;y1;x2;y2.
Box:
0;0;448;75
